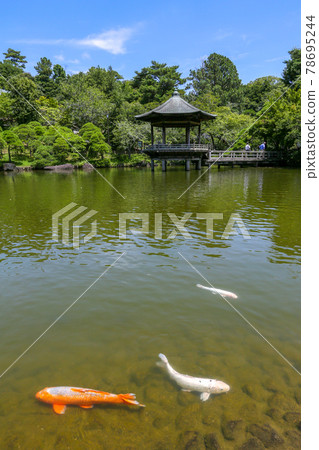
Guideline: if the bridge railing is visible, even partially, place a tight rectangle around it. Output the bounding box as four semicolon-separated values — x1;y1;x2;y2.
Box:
145;143;210;151
208;150;281;160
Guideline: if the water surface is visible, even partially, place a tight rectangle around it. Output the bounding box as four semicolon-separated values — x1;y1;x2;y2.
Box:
0;167;301;448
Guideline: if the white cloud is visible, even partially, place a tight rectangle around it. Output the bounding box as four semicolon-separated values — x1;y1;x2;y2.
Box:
12;27;136;55
54;54;65;61
78;28;134;54
265;56;285;63
81;52;91;60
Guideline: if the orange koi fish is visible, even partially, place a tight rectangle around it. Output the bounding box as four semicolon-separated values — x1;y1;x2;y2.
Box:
36;386;145;414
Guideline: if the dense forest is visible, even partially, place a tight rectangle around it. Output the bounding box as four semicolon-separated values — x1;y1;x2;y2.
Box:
0;48;301;168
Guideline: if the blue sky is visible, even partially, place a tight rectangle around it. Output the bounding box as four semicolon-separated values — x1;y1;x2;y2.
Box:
1;0;300;84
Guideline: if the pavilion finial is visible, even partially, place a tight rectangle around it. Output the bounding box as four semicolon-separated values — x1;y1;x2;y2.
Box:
172;90;179;96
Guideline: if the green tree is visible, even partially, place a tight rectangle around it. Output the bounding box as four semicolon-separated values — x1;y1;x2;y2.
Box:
15;123;37;156
79;122;111;159
0;48;27;89
0;92;14;127
34;57;55;97
0;135;6;158
132;61;186;104
250;87;301;164
112;119;149;155
188;53;242;105
3;48;27;68
32;145;57;168
8;74;39;124
242;76;284;113
1;130;24;161
282;48;301;86
61;86;112;131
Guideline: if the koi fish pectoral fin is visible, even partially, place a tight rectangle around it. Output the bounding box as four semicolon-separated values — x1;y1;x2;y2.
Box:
181;389;191;392
200;392;211;402
79;405;94;409
53;404;67;414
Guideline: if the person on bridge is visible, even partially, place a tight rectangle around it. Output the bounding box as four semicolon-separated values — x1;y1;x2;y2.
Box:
259;142;266;151
245;143;251;151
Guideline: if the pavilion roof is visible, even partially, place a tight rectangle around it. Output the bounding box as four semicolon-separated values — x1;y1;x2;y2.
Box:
135;91;216;127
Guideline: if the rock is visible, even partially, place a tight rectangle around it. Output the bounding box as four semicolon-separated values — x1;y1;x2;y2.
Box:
248;424;284;448
283;412;301;429
44;163;74;171
268;393;297;411
242;383;267;401
284;430;301;448
153;414;170;429
266;408;282;421
178;431;206;450
263;379;280;393
239;437;265;449
204;433;220;449
82;162;94;171
221;419;244;440
238;402;259;421
175;404;202;430
3;163;17;171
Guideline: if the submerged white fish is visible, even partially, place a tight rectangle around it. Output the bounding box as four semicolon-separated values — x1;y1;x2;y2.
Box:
196;284;238;299
157;353;230;401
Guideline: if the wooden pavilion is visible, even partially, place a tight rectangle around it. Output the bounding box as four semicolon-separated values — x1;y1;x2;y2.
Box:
135;91;216;171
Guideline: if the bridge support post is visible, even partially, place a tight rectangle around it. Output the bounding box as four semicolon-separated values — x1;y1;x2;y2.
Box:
162;160;167;172
151;159;155;171
185;160;190;171
195;160;201;170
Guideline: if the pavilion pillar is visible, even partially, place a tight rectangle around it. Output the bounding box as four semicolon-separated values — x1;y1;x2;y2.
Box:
186;126;190;145
195;159;201;170
162;160;167;171
151;159;155;171
151;125;154;145
198;124;201;144
162;127;166;144
185;160;190;171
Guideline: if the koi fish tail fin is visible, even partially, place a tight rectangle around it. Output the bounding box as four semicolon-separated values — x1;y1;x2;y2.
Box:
157;353;169;368
119;393;145;407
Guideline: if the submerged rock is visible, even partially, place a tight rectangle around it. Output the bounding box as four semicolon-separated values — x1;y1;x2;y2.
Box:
179;431;206;450
268;393;297;411
283;412;301;429
175;404;202;430
248;424;284;447
266;408;282;421
239;437;265;449
242;383;267;401
284;430;301;448
221;419;244;440
204;432;220;449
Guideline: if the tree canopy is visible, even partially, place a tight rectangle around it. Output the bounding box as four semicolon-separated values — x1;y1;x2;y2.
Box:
0;47;301;166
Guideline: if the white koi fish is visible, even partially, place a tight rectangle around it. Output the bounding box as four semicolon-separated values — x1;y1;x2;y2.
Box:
196;284;238;299
157;354;230;401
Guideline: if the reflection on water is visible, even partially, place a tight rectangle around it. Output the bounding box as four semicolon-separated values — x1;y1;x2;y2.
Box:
0;167;300;449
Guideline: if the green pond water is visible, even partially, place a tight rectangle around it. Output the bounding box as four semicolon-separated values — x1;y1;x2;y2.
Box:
0;166;300;449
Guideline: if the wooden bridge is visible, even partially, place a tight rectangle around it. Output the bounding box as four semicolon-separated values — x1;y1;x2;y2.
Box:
206;150;282;168
143;145;282;170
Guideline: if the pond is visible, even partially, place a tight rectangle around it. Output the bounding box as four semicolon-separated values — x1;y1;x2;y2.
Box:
0;166;300;449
